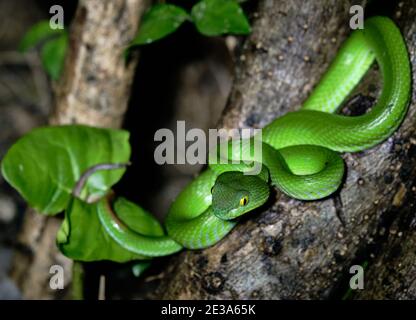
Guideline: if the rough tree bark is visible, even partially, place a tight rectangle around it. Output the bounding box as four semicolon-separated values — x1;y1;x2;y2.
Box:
10;0;149;299
355;3;416;299
152;0;416;299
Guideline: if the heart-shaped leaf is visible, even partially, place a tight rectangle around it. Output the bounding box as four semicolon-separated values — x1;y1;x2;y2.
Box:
191;0;250;36
1;125;131;215
57;197;148;262
57;197;167;262
131;4;189;46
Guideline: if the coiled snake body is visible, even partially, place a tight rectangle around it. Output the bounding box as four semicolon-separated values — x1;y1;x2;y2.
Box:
98;17;411;259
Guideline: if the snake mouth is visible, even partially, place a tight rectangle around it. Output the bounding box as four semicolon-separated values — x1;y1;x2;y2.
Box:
213;207;240;221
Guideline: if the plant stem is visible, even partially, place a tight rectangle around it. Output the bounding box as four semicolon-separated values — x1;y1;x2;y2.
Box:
72;162;131;198
72;261;85;300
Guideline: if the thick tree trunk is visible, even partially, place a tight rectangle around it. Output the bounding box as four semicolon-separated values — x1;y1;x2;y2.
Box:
355;4;416;299
152;0;416;299
10;0;149;299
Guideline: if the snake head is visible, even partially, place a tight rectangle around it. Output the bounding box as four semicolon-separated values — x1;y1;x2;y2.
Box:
211;171;270;220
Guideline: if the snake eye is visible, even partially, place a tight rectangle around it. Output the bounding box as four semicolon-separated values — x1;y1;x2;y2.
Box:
239;196;249;206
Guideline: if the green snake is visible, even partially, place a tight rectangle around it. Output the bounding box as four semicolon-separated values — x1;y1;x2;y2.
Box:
98;16;411;259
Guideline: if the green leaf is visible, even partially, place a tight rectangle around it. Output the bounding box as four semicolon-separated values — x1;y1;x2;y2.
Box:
41;33;68;80
19;20;64;52
191;0;251;36
57;197;148;262
114;197;165;237
131;4;189;46
1;125;131;215
57;197;166;262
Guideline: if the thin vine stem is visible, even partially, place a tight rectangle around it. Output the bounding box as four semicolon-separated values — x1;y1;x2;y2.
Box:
72;162;131;198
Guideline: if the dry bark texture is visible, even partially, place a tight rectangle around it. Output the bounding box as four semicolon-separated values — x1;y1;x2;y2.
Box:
153;0;416;299
10;0;149;299
355;2;416;299
50;0;148;127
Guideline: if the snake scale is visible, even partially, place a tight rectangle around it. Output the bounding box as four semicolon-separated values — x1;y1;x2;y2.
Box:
97;17;411;259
